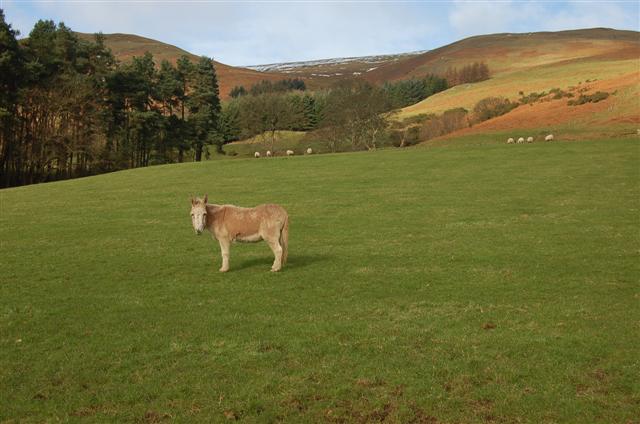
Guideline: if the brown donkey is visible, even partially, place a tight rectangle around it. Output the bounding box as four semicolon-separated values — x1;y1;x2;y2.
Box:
190;195;289;272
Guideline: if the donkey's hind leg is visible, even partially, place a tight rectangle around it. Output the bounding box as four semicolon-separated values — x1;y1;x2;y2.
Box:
266;238;283;272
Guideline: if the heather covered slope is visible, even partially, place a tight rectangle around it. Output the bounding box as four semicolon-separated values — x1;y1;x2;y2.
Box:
366;28;639;83
396;29;639;136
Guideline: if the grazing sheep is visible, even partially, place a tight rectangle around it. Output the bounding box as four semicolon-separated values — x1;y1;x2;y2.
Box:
306;148;313;155
545;134;554;141
254;152;261;158
526;136;534;143
507;137;515;144
286;150;294;156
517;137;525;144
266;150;272;157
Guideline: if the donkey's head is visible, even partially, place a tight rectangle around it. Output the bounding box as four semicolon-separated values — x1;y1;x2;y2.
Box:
190;194;208;235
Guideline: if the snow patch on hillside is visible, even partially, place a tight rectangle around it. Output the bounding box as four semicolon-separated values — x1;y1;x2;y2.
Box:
245;50;428;73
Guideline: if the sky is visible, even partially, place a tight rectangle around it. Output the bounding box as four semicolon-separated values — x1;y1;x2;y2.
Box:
2;1;639;66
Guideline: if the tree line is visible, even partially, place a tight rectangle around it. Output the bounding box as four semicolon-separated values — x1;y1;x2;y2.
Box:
0;13;222;187
445;62;490;86
230;78;306;98
222;74;449;151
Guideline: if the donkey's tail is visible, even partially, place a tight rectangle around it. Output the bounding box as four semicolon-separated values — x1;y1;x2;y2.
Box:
280;213;289;265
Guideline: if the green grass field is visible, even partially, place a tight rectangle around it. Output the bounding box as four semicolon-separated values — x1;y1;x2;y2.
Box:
1;138;638;423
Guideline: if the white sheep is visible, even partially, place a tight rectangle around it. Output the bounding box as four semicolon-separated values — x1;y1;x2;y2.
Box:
266;150;272;157
507;138;515;144
545;134;554;141
286;150;294;156
306;148;313;155
254;152;261;158
517;137;525;144
526;136;534;143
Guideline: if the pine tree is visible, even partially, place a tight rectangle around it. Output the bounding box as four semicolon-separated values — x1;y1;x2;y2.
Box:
0;9;25;186
302;94;318;130
188;56;221;160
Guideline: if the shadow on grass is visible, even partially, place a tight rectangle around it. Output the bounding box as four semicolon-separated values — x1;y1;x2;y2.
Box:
233;254;331;272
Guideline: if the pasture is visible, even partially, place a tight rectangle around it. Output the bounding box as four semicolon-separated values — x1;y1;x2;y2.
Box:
1;138;638;422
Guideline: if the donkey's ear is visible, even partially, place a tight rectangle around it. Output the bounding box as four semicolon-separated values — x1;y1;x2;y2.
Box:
203;194;208;204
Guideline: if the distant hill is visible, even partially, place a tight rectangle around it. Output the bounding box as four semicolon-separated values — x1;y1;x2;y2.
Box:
364;28;639;83
244;51;427;83
76;28;639;134
393;28;639;136
75;32;286;99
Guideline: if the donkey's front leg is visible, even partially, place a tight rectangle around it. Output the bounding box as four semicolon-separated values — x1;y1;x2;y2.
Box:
218;239;230;272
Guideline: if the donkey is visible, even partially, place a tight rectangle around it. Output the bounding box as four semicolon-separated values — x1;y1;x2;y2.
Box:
190;195;289;272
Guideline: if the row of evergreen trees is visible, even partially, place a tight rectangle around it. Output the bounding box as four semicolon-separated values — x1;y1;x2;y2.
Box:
230;78;306;98
383;75;448;109
0;12;223;187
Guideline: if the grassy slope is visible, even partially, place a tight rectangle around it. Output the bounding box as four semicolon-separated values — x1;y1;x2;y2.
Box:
2;137;639;422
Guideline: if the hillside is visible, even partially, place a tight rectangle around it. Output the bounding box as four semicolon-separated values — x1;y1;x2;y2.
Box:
75;32;286;99
244;50;427;86
366;28;639;83
394;28;639;135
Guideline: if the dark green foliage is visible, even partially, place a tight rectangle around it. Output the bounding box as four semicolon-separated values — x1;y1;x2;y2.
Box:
568;91;610;106
0;14;223;186
234;92;304;149
229;85;247;98
248;78;306;96
219;101;242;143
318;80;391;151
301;94;319;131
473;97;518;122
383;74;448;108
0;9;25;185
188;56;222;159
